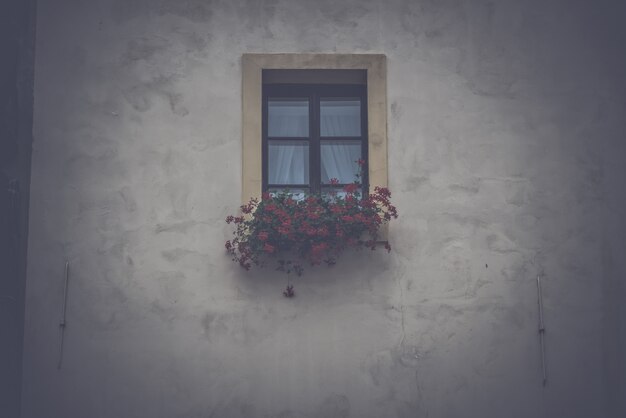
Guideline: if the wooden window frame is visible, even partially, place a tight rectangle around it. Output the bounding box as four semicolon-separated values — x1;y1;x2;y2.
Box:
242;54;387;203
262;83;368;196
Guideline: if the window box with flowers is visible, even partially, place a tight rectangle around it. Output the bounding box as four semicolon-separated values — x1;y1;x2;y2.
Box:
225;161;398;297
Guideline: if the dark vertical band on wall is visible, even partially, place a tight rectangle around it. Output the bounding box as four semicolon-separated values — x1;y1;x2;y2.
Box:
0;0;36;417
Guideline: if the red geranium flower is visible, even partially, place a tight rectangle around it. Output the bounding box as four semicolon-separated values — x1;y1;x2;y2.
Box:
225;184;398;294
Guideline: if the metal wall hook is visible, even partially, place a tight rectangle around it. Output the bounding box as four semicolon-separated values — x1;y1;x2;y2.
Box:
57;261;70;369
537;275;547;386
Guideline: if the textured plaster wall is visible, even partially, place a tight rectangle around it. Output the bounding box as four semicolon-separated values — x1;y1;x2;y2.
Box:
23;1;625;417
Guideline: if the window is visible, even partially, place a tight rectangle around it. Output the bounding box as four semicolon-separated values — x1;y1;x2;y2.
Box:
241;54;387;204
262;82;368;199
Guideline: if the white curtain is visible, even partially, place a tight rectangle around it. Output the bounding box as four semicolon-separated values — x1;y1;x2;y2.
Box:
320;100;360;137
268;100;362;185
268;101;309;137
268;141;308;184
320;101;361;183
320;142;360;183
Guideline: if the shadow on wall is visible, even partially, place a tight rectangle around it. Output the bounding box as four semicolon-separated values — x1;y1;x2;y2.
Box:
0;0;36;418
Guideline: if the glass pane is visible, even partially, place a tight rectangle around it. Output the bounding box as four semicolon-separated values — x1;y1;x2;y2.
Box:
268;140;309;185
320;99;361;137
320;139;362;184
268;99;309;137
322;187;362;201
268;188;308;201
322;188;349;201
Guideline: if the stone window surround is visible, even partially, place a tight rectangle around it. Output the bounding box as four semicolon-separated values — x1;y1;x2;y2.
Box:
242;53;387;204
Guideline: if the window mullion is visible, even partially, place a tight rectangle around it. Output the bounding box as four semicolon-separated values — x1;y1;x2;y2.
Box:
310;90;320;195
262;88;268;192
361;88;369;196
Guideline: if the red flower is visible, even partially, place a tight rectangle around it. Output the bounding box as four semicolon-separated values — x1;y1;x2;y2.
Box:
224;185;398;282
310;242;329;264
330;205;344;214
240;201;255;214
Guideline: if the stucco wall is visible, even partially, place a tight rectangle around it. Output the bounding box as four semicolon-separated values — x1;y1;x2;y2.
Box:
23;1;625;417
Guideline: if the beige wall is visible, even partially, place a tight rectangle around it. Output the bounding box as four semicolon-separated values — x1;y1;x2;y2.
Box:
23;1;626;417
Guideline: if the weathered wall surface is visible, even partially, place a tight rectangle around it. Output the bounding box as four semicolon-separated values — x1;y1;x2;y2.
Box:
23;1;625;417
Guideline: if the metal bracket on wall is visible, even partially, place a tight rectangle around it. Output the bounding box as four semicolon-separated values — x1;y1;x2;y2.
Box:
57;261;70;369
537;275;547;386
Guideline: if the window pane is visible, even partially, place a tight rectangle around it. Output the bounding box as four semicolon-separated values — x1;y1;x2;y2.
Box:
322;187;362;201
320;99;361;137
322;188;349;201
268;140;309;185
320;139;361;184
268;188;308;201
268;99;309;137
